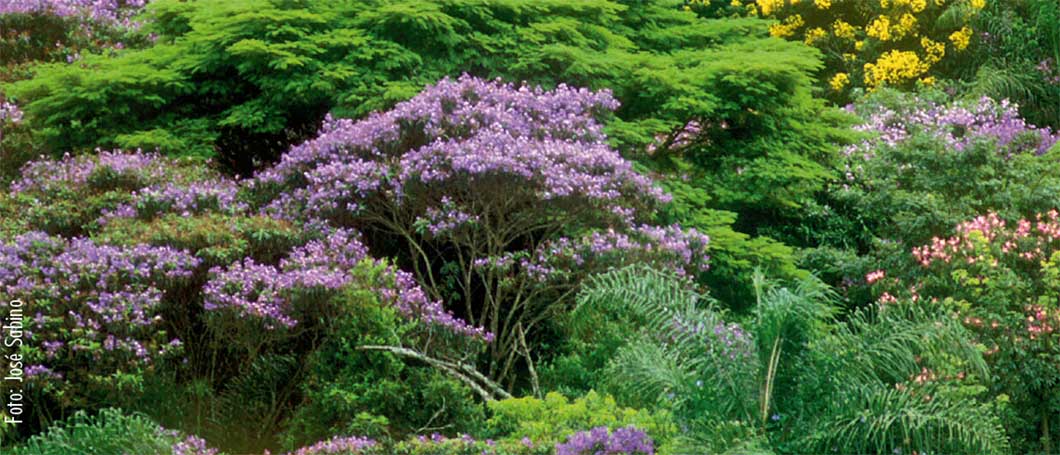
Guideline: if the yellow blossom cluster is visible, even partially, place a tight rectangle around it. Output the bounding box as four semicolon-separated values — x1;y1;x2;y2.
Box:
949;26;972;51
723;0;986;92
768;14;805;38
883;0;929;13
804;27;828;45
832;20;856;39
829;72;850;91
921;36;945;63
863;50;929;87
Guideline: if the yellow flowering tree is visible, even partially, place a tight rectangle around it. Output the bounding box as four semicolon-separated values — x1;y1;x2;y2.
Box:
695;0;988;97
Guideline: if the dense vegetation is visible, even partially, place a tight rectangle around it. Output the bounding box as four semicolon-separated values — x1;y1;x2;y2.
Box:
0;0;1058;454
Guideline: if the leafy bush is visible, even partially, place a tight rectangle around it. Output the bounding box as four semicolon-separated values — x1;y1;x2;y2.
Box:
564;265;1008;454
483;391;676;452
872;211;1060;453
5;408;181;455
792;89;1060;303
280;285;485;446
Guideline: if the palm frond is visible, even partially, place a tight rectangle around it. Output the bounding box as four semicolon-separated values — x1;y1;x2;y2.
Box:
808;384;1009;455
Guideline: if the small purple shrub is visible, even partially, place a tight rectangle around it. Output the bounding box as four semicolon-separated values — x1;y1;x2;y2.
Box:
286;435;376;455
0;231;198;407
555;426;655;455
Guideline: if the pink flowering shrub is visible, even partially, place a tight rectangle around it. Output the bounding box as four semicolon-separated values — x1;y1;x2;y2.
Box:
872;211;1060;442
253;75;709;383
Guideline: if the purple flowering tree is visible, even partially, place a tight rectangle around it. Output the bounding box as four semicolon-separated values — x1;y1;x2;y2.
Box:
252;75;709;387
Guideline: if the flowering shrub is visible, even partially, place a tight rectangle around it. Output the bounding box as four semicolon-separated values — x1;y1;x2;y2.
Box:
554;426;654;455
872;211;1060;450
203;228;489;343
843;95;1058;160
710;0;987;94
5;150;231;237
286;435;376;455
0;0;147;27
254;75;709;383
0;232;198;421
797;90;1060;305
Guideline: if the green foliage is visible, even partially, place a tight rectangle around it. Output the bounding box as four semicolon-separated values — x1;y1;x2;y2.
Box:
789;303;1008;455
483;391;676;452
6;1;845;222
282;285;484;449
5;408;179;455
564;266;1009;454
659;174;805;308
968;0;1060;128
95;213;303;267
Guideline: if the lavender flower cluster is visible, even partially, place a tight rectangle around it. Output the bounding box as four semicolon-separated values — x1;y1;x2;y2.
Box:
0;101;22;140
171;435;220;455
522;225;711;282
101;179;248;223
253;74;665;227
0;231;199;382
285;435;376;455
11;149;170;195
203;228;491;340
0;101;22;123
554;426;655;455
845;96;1059;160
0;0;148;27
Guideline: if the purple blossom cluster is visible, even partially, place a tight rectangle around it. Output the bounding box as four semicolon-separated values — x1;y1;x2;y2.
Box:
0;0;148;27
203;228;491;340
100;178;247;223
171;435;219;455
524;225;711;281
554;426;655;455
418;196;479;236
1037;58;1060;85
285;435;376;455
0;231;198;383
11;149;170;195
252;75;664;226
0;101;22;123
845;96;1059;160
